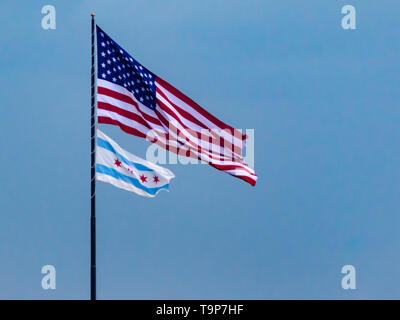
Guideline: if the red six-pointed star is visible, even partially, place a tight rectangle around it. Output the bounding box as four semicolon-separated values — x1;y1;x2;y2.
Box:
139;174;147;183
114;158;122;167
153;176;159;184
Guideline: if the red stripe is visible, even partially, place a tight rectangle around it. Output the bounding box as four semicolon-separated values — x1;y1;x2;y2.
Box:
209;163;257;176
154;109;212;158
209;163;257;186
99;116;256;186
155;107;243;162
99;83;243;160
156;89;243;155
98;102;152;130
98;86;138;107
97;80;256;186
156;76;246;140
99;114;175;148
156;99;243;160
98;87;166;129
157;87;209;130
100;110;244;163
98;116;147;138
235;175;257;186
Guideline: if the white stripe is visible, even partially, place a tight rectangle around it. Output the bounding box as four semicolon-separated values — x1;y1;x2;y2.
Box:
97;129;175;179
98;103;241;162
97;93;166;133
99;110;255;174
155;106;242;161
156;81;244;147
96;146;169;187
155;98;244;160
99;108;255;173
223;169;257;178
156;93;219;138
156;90;244;154
97;80;255;181
96;173;159;198
98;79;159;121
99;79;243;159
98;109;150;135
96;130;175;197
98;110;183;149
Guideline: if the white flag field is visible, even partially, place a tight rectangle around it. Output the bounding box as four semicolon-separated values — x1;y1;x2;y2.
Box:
95;129;175;197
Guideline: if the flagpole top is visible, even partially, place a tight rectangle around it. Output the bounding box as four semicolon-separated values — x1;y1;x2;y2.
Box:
91;13;95;17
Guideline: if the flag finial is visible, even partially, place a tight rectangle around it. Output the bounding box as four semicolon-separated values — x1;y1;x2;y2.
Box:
91;13;95;17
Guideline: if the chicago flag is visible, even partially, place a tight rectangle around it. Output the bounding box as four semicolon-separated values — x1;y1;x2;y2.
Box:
96;129;175;197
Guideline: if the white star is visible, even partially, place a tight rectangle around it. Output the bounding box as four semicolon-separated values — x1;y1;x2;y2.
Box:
139;66;143;70
101;42;105;47
140;97;144;102
101;63;106;68
107;70;111;75
102;73;106;78
107;59;111;64
112;77;116;82
101;52;106;57
100;32;104;37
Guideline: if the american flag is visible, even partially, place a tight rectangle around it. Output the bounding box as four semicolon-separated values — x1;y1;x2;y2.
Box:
96;26;257;186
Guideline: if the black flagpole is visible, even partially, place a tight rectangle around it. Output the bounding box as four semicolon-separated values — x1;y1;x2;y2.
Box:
90;12;97;301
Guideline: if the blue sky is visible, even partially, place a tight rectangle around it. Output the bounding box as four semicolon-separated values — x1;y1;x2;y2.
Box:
0;0;399;299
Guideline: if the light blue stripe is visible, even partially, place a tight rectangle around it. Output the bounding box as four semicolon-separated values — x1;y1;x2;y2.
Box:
97;137;154;172
96;164;168;196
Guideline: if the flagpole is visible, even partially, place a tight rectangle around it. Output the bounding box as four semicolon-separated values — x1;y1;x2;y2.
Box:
90;12;97;301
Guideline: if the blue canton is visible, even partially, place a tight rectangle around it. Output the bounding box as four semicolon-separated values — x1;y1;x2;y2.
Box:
96;25;156;110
